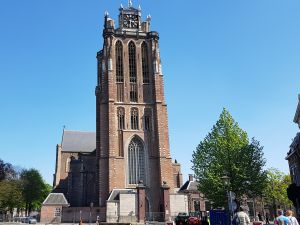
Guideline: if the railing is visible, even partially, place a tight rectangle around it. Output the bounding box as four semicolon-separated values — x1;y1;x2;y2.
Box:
145;212;165;222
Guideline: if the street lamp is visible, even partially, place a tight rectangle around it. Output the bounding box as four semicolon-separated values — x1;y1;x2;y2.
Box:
221;175;233;218
221;175;230;187
221;175;230;208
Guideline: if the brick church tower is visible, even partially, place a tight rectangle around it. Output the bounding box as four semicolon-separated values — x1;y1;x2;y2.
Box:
95;1;178;215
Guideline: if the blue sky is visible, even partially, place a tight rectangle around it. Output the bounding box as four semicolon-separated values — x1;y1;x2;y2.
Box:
0;0;299;184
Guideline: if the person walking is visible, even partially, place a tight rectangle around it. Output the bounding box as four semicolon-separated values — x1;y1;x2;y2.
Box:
265;213;270;224
233;207;250;225
286;210;299;225
274;209;290;225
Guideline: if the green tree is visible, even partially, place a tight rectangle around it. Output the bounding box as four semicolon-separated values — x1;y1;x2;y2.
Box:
0;159;16;181
263;168;292;217
0;180;23;214
192;108;267;207
32;183;52;210
20;169;50;215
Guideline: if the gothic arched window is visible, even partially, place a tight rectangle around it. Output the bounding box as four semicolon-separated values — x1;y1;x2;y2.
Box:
115;41;124;82
131;108;139;130
129;41;138;102
116;41;124;102
128;137;145;184
141;42;149;83
128;41;137;83
117;107;125;130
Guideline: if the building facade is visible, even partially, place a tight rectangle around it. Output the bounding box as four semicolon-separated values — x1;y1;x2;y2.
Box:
42;2;184;223
286;94;300;217
287;94;300;185
95;2;180;217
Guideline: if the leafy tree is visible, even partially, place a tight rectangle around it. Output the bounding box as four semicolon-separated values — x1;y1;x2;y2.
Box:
20;169;50;215
0;159;16;181
32;183;52;210
0;180;23;214
192;108;267;207
263;168;292;217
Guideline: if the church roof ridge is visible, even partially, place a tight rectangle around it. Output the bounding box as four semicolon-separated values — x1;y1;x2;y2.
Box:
63;129;95;133
61;130;96;153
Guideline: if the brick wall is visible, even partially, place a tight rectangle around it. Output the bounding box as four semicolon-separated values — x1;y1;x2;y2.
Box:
40;205;62;223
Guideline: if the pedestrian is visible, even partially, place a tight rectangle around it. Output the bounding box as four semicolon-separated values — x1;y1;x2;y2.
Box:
232;206;250;225
286;210;299;225
266;213;270;224
202;216;209;225
257;212;263;221
274;209;290;225
96;215;100;225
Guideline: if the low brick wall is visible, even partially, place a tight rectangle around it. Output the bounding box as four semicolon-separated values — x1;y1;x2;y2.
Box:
100;223;131;225
62;207;106;223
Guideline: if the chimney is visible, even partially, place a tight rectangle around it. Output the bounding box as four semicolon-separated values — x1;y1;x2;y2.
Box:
188;174;193;182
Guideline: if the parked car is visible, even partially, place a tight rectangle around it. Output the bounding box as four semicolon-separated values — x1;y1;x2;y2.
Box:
188;216;200;225
20;217;27;223
175;212;189;225
24;217;37;224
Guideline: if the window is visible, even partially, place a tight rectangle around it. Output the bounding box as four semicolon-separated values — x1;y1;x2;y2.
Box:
144;108;152;131
116;41;124;102
128;137;145;184
117;107;125;130
65;157;71;172
194;200;200;212
130;83;138;102
141;42;149;83
128;41;137;83
144;116;151;131
117;83;124;102
131;108;139;130
291;165;299;185
54;207;61;217
115;41;124;82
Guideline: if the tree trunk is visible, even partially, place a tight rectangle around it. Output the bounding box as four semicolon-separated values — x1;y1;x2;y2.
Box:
272;198;277;220
28;202;32;215
25;202;28;216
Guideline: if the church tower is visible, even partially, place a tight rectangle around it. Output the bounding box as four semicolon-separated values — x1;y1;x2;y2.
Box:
95;1;177;214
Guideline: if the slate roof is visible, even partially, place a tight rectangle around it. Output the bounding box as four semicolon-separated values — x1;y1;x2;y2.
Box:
179;180;199;192
61;130;96;153
43;193;69;206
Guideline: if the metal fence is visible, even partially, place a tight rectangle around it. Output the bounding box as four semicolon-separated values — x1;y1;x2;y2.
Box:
145;212;165;222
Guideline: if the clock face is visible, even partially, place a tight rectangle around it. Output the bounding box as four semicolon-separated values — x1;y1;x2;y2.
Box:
123;14;138;29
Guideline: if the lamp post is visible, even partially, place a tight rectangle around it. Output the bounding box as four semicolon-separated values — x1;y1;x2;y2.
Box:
221;175;232;218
